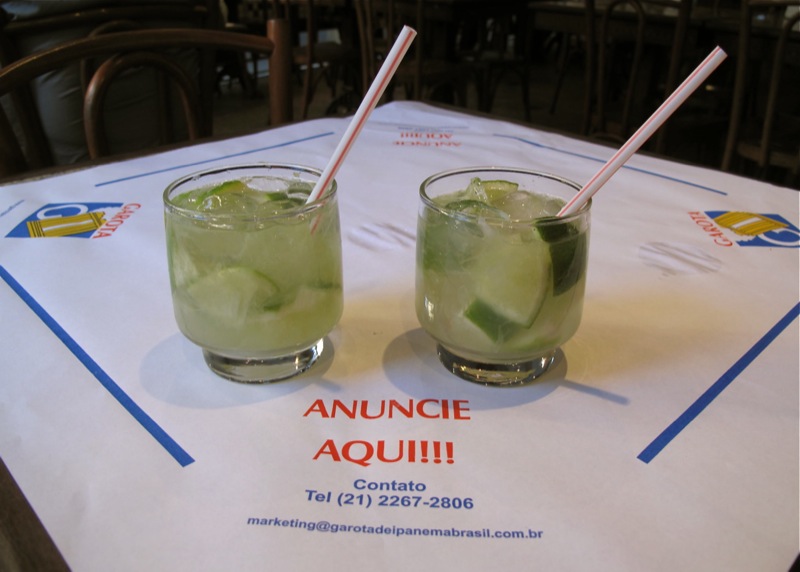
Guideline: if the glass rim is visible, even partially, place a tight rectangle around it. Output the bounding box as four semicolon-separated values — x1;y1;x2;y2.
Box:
419;166;590;224
163;162;336;221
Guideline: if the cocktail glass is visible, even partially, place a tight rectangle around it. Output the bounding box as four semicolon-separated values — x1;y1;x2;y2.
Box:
415;167;590;386
164;163;342;383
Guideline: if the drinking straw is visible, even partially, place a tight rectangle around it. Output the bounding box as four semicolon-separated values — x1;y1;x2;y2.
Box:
306;26;417;204
557;46;728;217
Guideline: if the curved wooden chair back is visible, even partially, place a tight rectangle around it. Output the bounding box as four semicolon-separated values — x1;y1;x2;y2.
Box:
84;49;204;158
80;19;145;91
722;0;800;186
585;0;691;144
271;0;356;119
353;0;398;97
0;26;292;178
457;8;533;119
353;0;469;105
0;2;216;40
0;2;220;171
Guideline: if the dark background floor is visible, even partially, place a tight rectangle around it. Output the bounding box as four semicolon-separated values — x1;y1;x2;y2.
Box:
210;39;792;188
213;44;590;139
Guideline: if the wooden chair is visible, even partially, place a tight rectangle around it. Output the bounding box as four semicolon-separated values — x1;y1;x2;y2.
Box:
0;26;292;178
353;0;470;106
721;0;800;187
546;10;597;134
271;0;358;119
0;2;224;167
456;9;533;120
548;29;587;116
583;0;692;146
0;1;217;39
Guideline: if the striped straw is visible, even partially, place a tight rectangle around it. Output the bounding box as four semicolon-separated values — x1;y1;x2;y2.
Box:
306;26;417;204
558;46;728;217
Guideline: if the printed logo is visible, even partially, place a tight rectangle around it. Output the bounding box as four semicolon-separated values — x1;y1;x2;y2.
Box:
6;202;141;239
689;211;799;248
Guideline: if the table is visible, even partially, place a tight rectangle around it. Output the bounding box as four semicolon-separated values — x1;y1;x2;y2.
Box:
1;101;798;571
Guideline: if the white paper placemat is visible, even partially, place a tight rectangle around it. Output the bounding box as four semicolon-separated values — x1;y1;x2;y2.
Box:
1;102;797;571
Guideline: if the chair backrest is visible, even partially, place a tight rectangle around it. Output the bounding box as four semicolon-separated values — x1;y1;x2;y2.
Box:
584;0;691;143
0;1;217;52
358;0;447;100
355;0;469;104
269;0;324;61
0;1;222;168
0;26;292;178
269;0;357;119
0;2;221;84
354;0;403;97
721;0;800;182
455;8;532;117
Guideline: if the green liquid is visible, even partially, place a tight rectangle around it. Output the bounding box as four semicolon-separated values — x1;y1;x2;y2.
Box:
416;178;588;362
166;177;343;359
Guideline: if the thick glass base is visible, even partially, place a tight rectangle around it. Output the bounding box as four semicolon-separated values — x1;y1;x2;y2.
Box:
203;339;324;383
436;344;557;386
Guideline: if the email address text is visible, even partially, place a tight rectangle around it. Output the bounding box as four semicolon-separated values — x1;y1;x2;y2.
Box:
246;516;543;539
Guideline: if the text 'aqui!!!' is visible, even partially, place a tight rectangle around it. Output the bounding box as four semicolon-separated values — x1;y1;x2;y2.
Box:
303;399;470;467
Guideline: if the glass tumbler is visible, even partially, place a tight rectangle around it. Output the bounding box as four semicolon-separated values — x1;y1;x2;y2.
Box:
415;167;590;386
164;163;343;383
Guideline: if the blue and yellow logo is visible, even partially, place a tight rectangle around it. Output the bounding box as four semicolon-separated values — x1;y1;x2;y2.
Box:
6;202;140;239
690;210;799;248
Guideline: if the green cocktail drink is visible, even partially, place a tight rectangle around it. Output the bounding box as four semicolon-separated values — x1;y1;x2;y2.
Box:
164;164;342;383
416;167;590;385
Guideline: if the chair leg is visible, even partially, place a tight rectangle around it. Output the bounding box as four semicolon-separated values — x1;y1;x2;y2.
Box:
237;52;257;97
549;33;572;115
518;65;532;122
324;63;339;100
474;66;491;112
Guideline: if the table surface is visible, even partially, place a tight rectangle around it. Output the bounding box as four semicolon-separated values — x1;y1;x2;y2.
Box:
0;101;798;571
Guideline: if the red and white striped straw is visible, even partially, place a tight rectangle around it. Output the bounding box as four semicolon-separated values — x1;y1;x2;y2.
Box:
306;26;417;204
558;46;728;217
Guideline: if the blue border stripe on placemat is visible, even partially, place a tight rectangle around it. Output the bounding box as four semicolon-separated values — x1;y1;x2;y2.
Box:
94;132;335;188
638;302;800;463
0;265;194;467
493;133;727;196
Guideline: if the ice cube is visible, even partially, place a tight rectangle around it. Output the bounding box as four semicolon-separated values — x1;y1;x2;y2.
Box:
200;191;260;214
254;196;305;216
463;177;489;202
494;191;564;220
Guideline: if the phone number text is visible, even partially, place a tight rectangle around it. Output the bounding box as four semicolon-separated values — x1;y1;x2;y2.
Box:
305;490;474;510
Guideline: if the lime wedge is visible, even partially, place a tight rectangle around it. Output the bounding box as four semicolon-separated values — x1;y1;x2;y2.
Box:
536;219;587;295
419;208;482;272
186;266;282;319
477;237;550;324
463;235;551;340
550;233;587;295
481;179;519;201
464;298;523;342
171;181;249;208
198;180;250;201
